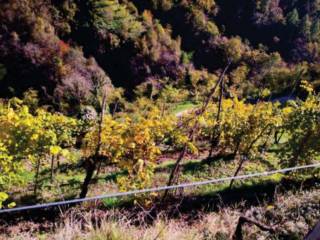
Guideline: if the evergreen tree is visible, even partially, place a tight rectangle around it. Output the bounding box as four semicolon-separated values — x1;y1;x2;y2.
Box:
287;8;300;27
300;14;312;40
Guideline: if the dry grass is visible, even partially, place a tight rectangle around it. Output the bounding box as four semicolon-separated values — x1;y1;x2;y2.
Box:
2;187;320;240
1;208;239;240
50;210;239;240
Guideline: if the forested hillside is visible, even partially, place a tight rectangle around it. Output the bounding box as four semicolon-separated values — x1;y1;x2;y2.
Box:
1;1;320;239
2;0;320;109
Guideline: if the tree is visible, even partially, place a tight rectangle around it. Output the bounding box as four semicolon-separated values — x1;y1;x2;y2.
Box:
286;8;300;27
89;0;145;43
279;81;320;167
300;14;312;40
255;0;284;25
0;98;79;195
190;7;220;37
80;104;176;197
163;62;231;199
226;99;281;188
80;94;107;198
222;37;245;63
311;19;320;41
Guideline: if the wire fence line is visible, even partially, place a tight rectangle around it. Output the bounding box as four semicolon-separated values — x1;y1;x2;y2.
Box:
1;162;320;214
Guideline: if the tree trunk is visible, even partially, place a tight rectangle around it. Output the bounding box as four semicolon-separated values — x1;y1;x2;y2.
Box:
79;94;107;198
233;215;276;240
34;158;41;196
162;62;232;201
112;100;119;116
274;130;284;144
50;155;55;183
96;160;103;178
208;74;224;158
55;155;60;174
229;124;272;189
260;129;273;153
57;155;60;171
163;144;188;199
80;160;96;198
229;155;247;189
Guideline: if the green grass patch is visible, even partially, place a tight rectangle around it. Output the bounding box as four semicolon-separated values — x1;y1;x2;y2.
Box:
102;197;120;208
172;101;199;115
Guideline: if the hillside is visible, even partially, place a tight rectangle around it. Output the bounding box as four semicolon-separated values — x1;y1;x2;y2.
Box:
2;0;320;108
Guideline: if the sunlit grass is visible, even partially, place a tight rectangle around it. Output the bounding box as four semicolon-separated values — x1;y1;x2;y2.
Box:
171;101;199;115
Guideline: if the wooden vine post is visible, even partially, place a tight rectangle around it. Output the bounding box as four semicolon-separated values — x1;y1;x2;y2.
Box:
162;61;231;200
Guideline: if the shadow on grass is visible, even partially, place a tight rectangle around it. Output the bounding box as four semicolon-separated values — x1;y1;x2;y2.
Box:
259;157;278;169
268;146;284;155
89;175;320;217
155;154;229;175
162;176;320;217
88;170;127;185
39;162;82;176
104;170;127;182
155;160;209;175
